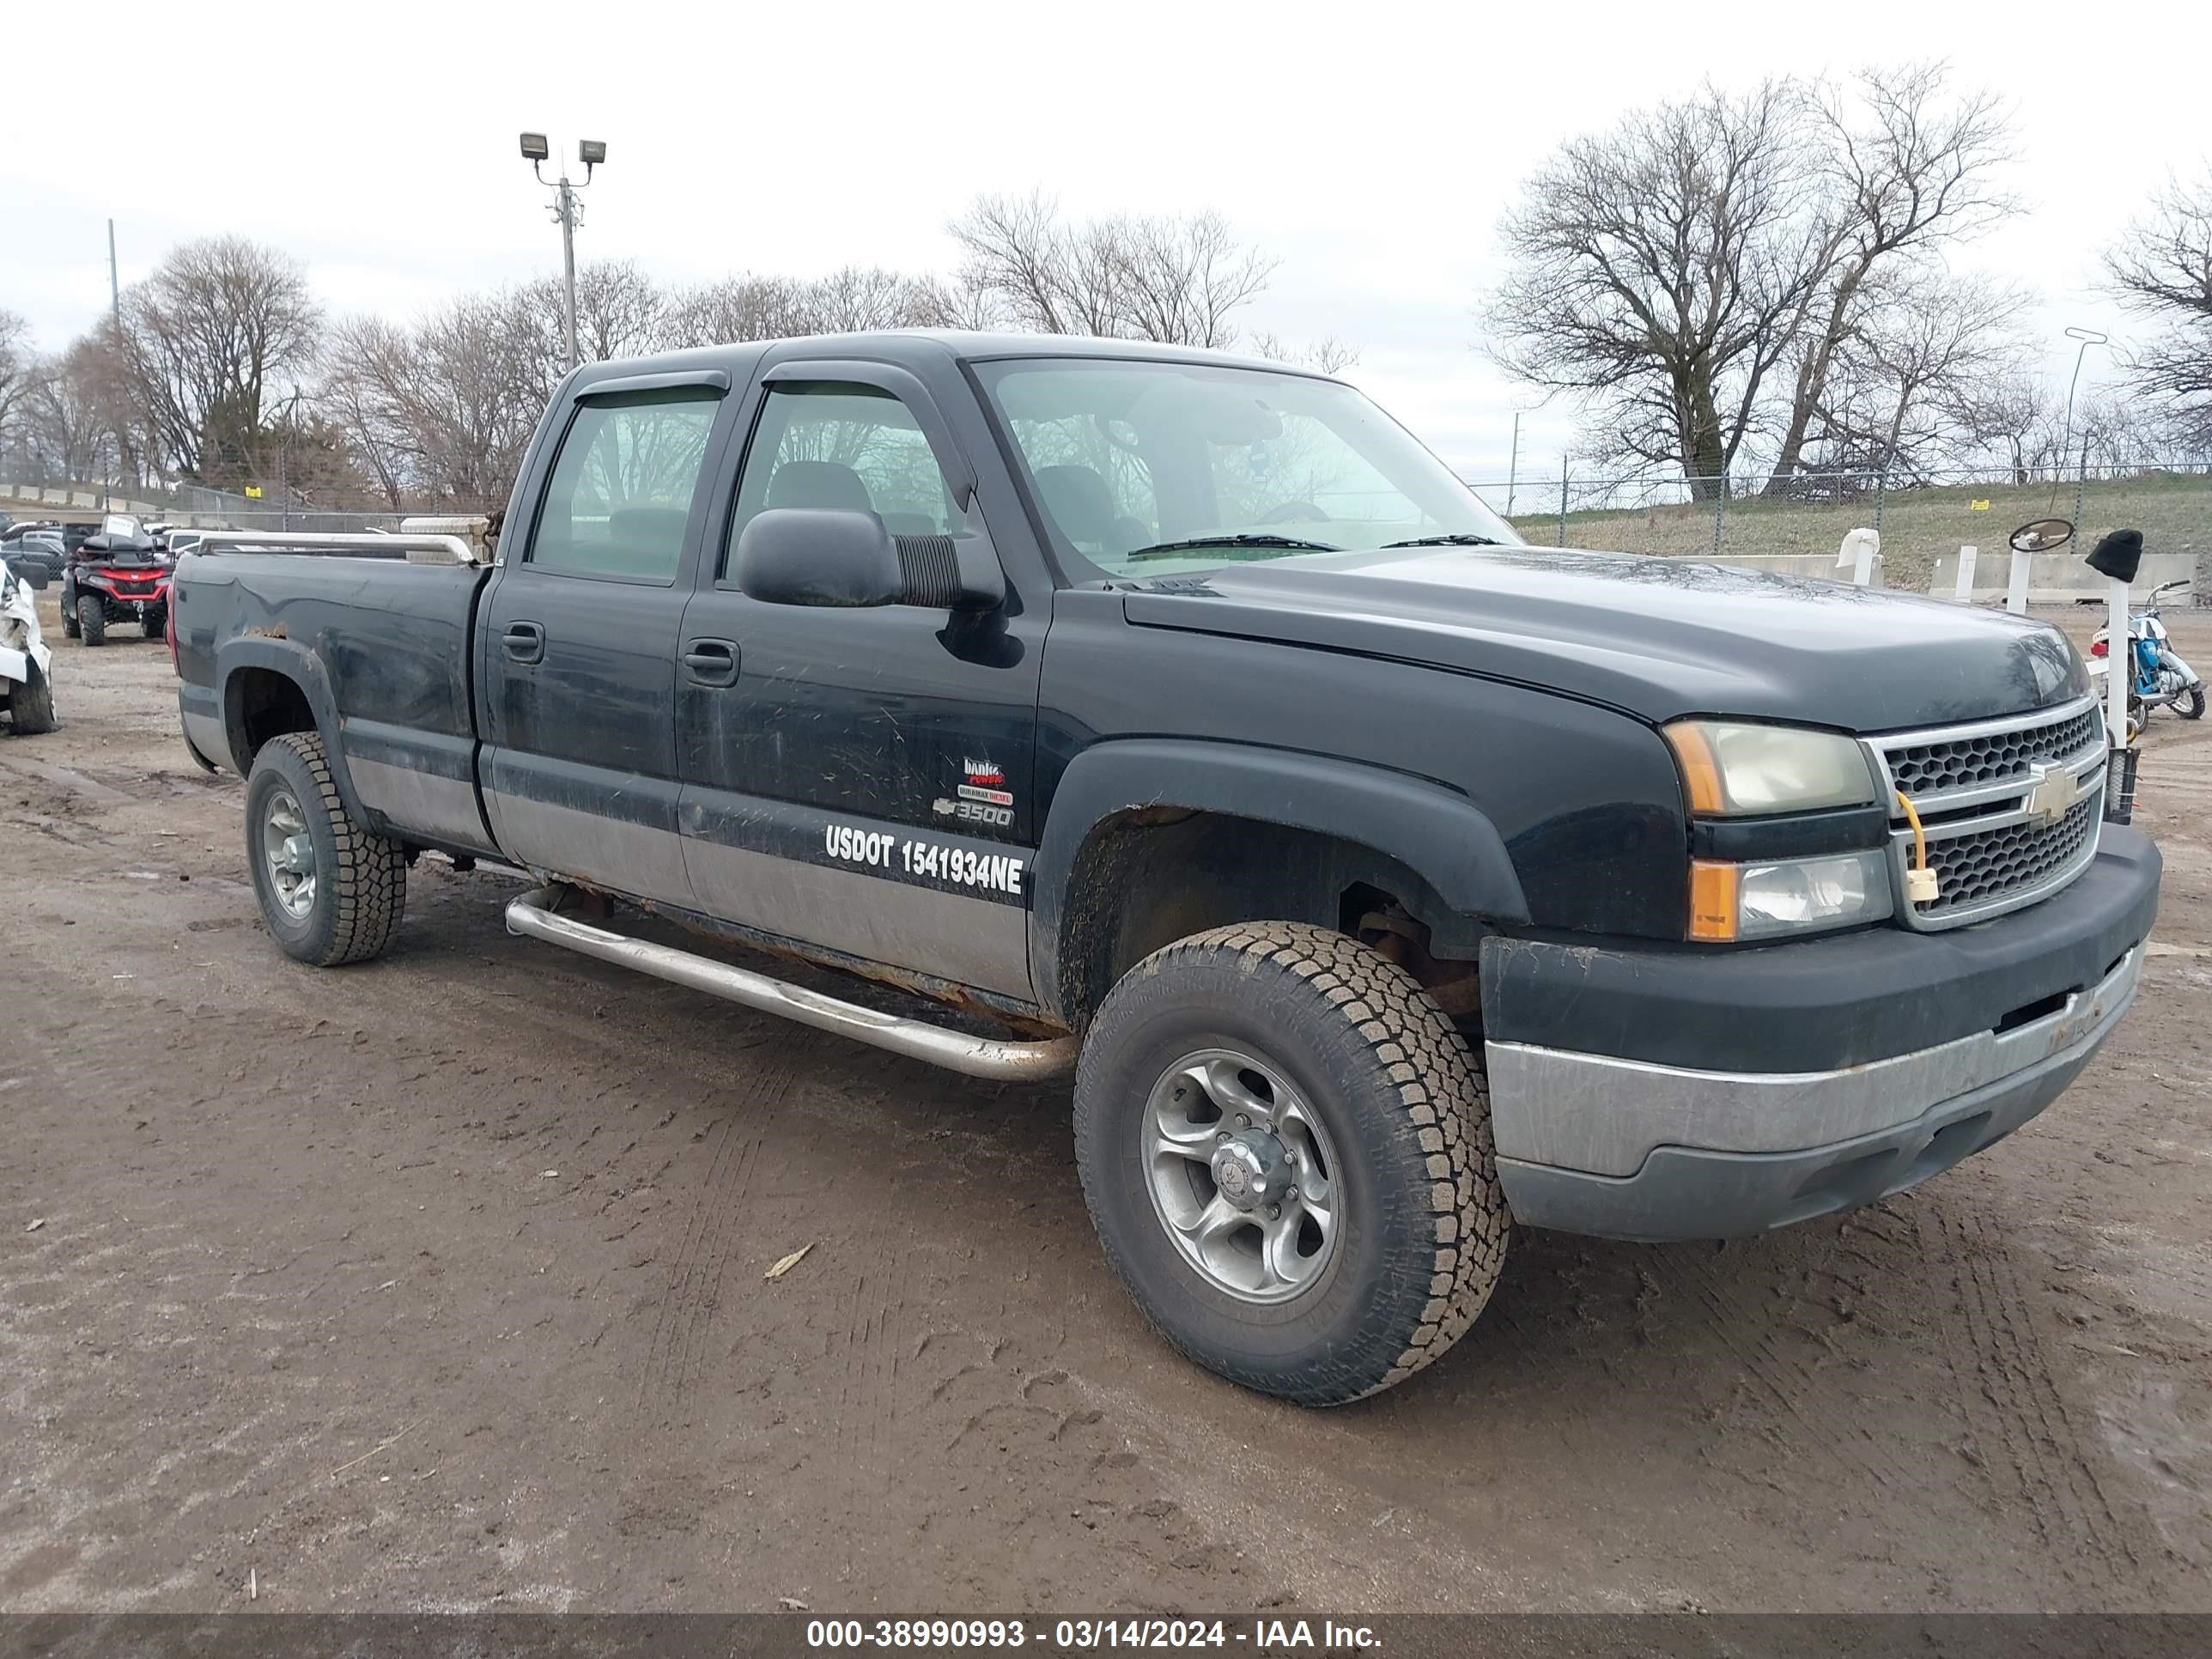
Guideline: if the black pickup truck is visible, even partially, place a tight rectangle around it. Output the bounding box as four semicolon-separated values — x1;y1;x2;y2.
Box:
171;331;2160;1404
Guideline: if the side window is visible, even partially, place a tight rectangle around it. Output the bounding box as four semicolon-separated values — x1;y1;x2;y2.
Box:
724;384;957;575
529;390;720;583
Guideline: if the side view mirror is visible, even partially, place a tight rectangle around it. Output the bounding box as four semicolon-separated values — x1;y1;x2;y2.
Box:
733;508;1005;611
2009;518;2073;554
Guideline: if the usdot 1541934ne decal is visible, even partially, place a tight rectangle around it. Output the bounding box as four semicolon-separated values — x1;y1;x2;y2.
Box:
826;823;1026;897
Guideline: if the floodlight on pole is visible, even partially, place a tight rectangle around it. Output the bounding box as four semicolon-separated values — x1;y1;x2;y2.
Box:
518;135;607;370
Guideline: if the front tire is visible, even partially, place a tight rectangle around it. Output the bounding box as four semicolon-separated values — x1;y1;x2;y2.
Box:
143;606;167;641
2179;684;2206;720
9;664;56;734
76;596;105;647
244;731;406;966
1073;921;1508;1405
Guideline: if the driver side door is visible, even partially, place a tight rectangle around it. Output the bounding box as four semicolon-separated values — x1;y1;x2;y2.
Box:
675;360;1046;1000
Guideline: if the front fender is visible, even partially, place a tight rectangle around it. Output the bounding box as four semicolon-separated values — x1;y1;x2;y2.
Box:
1030;739;1528;1019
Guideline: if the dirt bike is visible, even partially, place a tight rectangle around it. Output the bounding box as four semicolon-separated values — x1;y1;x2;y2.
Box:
2089;578;2204;728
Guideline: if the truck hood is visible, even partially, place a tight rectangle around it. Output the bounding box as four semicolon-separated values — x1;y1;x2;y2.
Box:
1121;545;2088;732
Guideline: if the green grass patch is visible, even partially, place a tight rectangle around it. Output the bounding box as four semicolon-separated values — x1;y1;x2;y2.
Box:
1500;472;2211;591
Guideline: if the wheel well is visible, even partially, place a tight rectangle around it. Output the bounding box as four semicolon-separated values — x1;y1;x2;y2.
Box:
224;667;319;768
1054;808;1480;1029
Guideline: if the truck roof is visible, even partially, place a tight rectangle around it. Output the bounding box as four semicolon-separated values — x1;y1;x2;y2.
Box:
566;329;1335;392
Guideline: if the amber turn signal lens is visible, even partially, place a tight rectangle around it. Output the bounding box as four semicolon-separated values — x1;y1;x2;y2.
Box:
1664;723;1727;815
1687;860;1739;941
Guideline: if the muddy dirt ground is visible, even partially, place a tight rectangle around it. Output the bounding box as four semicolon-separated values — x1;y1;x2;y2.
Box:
2;592;2208;1615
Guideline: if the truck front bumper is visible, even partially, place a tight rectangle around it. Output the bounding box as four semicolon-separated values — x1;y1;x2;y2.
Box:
1480;826;2160;1241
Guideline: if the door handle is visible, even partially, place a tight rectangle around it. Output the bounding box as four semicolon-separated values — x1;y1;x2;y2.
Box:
502;621;544;664
681;639;739;686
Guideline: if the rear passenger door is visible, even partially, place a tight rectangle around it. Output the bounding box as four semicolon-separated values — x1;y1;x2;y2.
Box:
478;378;729;904
675;361;1047;1000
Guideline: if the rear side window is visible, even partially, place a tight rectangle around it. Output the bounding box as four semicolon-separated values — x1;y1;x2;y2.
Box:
530;390;720;582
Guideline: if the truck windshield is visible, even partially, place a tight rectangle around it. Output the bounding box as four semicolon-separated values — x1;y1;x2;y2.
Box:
974;358;1520;580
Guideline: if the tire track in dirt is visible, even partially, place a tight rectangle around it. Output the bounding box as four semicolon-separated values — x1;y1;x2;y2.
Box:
822;1155;919;1500
1641;1229;1931;1498
1917;1198;2143;1583
638;1034;811;1423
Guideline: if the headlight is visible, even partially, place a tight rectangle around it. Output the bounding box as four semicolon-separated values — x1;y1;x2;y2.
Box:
1688;850;1892;942
1663;720;1879;815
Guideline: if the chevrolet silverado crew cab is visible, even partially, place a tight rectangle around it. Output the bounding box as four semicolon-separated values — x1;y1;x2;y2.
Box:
171;332;2160;1405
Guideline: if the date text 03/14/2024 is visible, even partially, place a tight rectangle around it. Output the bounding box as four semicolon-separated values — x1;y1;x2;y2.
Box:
804;1618;1379;1650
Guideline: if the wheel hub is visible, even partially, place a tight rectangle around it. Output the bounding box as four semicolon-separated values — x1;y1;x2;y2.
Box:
1141;1047;1340;1304
1210;1129;1293;1212
260;788;317;920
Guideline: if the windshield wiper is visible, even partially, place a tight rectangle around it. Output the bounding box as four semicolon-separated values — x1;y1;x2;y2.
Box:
1378;533;1504;549
1124;533;1341;562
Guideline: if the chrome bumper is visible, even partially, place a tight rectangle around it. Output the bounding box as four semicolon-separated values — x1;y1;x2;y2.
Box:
1485;945;2142;1240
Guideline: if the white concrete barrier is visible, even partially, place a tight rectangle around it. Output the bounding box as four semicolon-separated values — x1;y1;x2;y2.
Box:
1929;549;2195;605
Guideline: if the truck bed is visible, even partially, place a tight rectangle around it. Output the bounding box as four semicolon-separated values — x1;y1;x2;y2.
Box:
172;550;495;854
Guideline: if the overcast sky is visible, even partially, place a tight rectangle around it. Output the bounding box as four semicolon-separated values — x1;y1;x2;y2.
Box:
5;0;2202;483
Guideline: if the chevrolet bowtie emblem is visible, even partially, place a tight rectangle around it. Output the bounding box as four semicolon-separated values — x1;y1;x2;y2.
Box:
2024;763;2079;828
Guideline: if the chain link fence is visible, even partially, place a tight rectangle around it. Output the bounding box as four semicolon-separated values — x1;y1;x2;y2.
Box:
2;478;498;536
1469;461;2212;593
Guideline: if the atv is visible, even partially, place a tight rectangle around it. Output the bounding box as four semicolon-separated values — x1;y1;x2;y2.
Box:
60;515;172;647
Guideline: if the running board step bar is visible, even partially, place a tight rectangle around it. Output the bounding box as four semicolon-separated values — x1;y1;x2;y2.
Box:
504;886;1078;1082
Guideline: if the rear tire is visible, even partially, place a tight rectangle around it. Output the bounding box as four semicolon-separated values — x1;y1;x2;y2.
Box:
2179;685;2205;720
1073;921;1508;1406
244;731;406;966
143;607;166;641
76;596;104;647
60;598;79;639
9;664;56;734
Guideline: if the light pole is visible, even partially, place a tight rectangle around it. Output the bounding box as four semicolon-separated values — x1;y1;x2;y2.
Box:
520;133;607;370
2057;325;2111;528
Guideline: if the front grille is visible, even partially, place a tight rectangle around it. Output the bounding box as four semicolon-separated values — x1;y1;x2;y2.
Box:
1867;696;2106;931
1917;792;2100;918
1883;704;2101;804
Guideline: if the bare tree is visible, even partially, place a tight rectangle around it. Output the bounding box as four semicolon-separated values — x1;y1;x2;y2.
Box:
2106;170;2212;450
0;309;30;453
1762;63;2016;488
1808;270;2031;477
14;325;163;489
322;295;544;509
111;236;322;488
1244;331;1361;374
662;275;813;346
1947;371;2069;483
515;258;670;372
799;265;956;333
25;339;125;483
950;192;1276;347
1486;80;1835;498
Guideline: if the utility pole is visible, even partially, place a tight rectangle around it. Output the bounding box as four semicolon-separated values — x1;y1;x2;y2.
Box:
556;173;580;369
1506;412;1521;516
107;219;120;326
520;134;606;371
